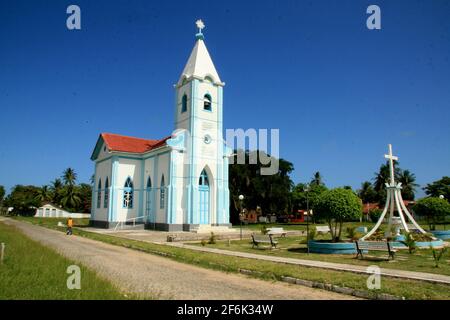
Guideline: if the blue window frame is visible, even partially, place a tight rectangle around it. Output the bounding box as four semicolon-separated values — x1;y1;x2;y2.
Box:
199;169;210;224
203;94;212;111
123;177;134;208
104;177;109;208
181;94;187;113
199;169;209;186
145;176;152;219
160;175;165;209
97;179;102;209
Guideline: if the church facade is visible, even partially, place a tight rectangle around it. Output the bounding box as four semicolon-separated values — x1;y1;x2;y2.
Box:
90;24;231;231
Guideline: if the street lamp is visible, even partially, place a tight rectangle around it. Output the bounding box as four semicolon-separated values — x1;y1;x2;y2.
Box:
439;195;445;200
239;195;244;240
303;184;310;254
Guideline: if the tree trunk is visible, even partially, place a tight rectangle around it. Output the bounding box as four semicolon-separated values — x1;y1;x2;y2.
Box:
327;220;334;242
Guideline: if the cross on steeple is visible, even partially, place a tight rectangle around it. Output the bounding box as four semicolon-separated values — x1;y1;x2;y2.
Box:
196;19;205;34
384;144;398;186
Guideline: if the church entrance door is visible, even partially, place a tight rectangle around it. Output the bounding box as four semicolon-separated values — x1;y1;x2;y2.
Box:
199;169;210;224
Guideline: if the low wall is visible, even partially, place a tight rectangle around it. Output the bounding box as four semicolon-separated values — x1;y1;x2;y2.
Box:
430;230;450;240
308;240;357;254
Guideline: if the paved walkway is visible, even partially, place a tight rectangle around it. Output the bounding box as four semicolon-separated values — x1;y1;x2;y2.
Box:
1;218;354;300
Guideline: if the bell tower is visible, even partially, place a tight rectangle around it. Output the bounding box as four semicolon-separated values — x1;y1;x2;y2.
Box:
173;20;230;229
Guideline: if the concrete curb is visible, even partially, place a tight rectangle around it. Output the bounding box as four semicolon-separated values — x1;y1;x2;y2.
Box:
238;269;404;300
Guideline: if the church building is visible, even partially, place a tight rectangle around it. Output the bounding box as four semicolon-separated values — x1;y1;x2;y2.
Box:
90;21;231;231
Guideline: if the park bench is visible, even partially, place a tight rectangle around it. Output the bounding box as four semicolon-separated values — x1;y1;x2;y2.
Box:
315;226;330;234
251;234;278;249
267;227;287;237
355;240;397;260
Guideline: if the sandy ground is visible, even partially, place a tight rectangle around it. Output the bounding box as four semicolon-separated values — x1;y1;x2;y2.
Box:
2;218;358;300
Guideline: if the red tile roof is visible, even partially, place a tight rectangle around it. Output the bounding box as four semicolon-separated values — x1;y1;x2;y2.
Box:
101;133;170;154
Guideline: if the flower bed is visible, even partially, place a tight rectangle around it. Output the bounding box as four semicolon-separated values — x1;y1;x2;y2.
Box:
393;235;444;248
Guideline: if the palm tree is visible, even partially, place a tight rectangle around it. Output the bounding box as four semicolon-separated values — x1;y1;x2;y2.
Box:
61;185;81;210
50;178;64;204
62;168;77;187
310;171;324;186
35;185;52;203
373;162;391;192
398;169;419;200
358;181;378;203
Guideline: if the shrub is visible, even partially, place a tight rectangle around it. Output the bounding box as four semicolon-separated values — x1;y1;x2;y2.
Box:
402;232;416;254
431;247;447;268
307;227;316;241
365;229;385;241
200;239;207;246
314;188;363;242
208;232;216;244
346;227;360;241
413;197;450;231
369;208;383;223
261;225;268;235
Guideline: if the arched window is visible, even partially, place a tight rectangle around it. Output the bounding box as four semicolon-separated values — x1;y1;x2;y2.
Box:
123;177;134;208
181;94;187;113
160;175;165;209
97;179;102;209
199;169;209;186
146;176;152;218
104;177;109;208
203;94;212;111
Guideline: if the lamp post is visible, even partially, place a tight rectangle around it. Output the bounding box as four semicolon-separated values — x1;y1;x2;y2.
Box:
440;195;446;230
304;184;310;254
239;195;244;240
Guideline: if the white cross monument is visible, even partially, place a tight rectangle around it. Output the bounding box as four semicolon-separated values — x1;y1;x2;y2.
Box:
361;144;428;240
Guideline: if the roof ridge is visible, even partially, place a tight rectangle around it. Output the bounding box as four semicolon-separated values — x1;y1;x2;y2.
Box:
102;132;159;142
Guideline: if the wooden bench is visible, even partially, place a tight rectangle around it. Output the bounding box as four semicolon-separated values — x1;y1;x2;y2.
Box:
267;227;287;237
315;226;330;234
355;240;397;260
251;234;278;249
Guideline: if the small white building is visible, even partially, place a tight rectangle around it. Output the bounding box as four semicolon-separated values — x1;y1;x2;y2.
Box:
34;203;91;219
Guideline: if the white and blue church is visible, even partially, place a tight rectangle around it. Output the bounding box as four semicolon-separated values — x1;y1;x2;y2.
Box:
90;21;231;231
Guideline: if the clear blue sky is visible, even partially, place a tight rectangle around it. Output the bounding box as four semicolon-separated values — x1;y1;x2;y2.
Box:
1;0;449;197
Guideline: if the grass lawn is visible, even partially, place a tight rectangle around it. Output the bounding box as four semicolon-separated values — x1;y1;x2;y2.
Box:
192;235;450;276
0;221;130;299
11;216;450;300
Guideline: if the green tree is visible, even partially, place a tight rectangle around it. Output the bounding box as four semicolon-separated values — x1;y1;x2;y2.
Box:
358;181;378;203
228;150;294;223
50;178;64;205
423;176;450;200
291;183;327;213
0;185;5;207
34;185;52;202
398;169;419;200
3;185;42;216
310;171;324;186
61;185;81;212
77;183;92;213
413;197;450;230
62;167;77;187
313;188;363;242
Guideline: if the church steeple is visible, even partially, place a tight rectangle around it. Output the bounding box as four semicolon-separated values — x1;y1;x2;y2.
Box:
177;20;223;87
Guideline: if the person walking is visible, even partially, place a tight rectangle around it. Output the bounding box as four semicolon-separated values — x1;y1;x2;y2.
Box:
66;217;73;235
